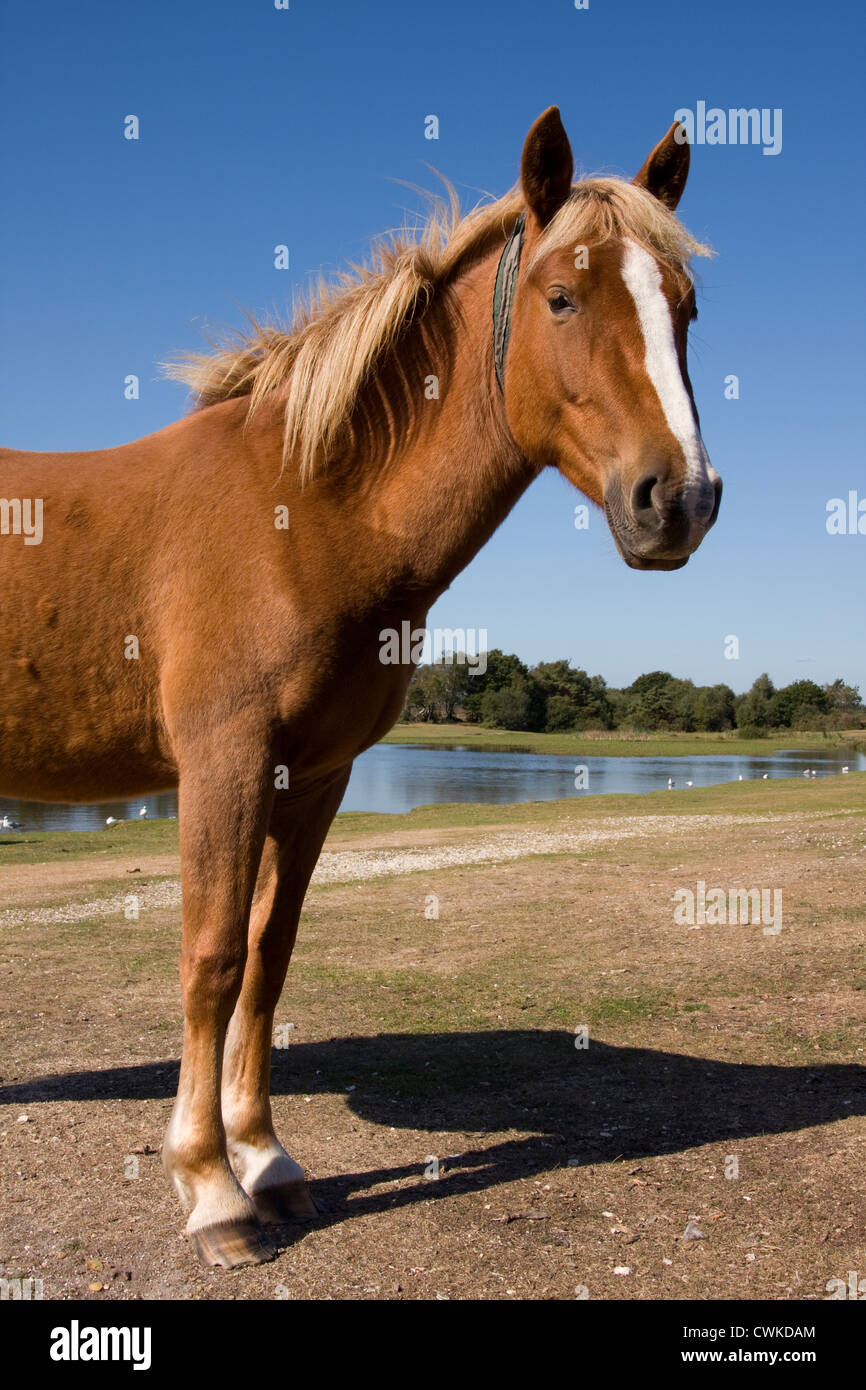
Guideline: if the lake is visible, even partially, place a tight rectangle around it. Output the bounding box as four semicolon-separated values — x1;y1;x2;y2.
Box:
0;743;862;833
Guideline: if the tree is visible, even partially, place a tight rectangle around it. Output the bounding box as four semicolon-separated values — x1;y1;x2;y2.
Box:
402;665;440;721
434;658;471;720
772;680;831;728
544;693;580;732
401;658;471;722
735;674;776;730
624;672;682;730
524;661;614;731
628;670;675;696
584;674;615;730
480;674;532;729
605;687;630;730
462;649;528;722
666;678;698;731
693;684;736;732
406;662;858;734
824;679;863;726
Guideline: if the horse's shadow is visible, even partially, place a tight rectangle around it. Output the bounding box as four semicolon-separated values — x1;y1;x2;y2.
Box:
2;1031;863;1243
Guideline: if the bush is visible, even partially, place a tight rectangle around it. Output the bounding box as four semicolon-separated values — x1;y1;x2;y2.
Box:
480;676;532;730
544;694;580;732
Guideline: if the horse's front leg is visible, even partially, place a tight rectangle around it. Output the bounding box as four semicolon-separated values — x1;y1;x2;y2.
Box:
162;729;276;1268
221;768;350;1224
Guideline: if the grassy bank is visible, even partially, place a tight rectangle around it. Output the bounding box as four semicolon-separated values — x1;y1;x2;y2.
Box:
381;722;866;758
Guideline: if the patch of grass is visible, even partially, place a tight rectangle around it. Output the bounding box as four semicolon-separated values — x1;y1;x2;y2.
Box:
546;994;710;1026
585;993;669;1025
810;1028;857;1053
294;964;474;1034
290;960;712;1045
759;1018;864;1062
330;773;865;838
0;818;179;866
381;723;865;759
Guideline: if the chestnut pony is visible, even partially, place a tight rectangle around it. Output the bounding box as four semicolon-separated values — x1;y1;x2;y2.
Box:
0;109;721;1266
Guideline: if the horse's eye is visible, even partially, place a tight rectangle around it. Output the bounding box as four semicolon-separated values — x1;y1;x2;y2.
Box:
548;292;576;316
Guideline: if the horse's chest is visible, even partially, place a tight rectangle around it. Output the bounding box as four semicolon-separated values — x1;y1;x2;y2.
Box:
285;616;423;768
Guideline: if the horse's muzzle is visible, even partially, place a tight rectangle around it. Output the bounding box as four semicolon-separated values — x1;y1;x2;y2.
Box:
604;471;723;570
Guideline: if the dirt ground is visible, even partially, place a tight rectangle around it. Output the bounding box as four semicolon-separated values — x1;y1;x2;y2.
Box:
1;785;864;1301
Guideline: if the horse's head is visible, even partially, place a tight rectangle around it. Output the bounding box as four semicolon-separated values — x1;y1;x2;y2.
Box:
503;108;722;570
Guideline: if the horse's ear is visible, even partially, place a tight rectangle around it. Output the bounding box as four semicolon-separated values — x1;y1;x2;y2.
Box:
633;122;690;210
521;106;574;230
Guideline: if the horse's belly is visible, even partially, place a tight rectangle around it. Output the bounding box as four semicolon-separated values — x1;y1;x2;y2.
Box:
0;755;177;804
0;701;176;803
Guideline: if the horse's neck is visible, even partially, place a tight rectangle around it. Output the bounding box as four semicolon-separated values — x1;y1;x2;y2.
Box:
365;250;538;603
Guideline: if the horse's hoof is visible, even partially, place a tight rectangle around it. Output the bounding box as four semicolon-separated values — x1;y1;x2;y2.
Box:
252;1179;319;1224
190;1218;276;1268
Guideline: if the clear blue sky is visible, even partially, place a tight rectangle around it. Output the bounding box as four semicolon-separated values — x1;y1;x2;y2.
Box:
1;0;863;695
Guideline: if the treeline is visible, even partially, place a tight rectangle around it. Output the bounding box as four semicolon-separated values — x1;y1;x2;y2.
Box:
401;654;864;735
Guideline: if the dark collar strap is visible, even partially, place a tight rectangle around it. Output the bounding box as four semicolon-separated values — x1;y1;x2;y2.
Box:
492;213;526;393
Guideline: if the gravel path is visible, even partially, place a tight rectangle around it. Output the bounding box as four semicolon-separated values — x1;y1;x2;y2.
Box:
0;810;820;929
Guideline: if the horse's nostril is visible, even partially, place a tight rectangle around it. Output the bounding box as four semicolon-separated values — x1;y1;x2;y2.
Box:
693;489;715;521
630;470;663;522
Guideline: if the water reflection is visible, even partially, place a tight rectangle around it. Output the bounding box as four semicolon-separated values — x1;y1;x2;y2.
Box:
1;745;862;833
342;744;864;815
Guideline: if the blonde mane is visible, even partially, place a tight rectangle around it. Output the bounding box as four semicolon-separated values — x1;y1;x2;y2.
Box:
164;176;711;482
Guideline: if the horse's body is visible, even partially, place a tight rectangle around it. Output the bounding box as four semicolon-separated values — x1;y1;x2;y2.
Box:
0;391;494;800
0;110;721;1265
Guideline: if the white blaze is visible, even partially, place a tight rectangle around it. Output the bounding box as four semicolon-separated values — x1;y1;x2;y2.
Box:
620;239;718;498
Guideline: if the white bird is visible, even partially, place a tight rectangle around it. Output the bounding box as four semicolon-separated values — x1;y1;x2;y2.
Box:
802;770;810;778
667;778;675;790
738;775;743;781
0;814;22;830
762;773;769;779
139;805;148;818
811;769;817;778
686;780;693;788
105;816;119;826
842;766;849;774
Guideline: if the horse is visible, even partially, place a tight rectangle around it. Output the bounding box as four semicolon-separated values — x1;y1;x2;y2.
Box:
0;108;722;1267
